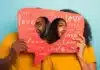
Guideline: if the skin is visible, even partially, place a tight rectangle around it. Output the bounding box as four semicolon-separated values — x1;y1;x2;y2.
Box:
73;34;96;70
57;21;96;70
0;17;47;70
0;39;27;70
57;20;67;37
0;16;96;70
35;17;46;34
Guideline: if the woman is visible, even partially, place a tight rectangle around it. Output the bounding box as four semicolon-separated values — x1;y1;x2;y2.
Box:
42;10;96;70
0;16;49;70
47;18;67;44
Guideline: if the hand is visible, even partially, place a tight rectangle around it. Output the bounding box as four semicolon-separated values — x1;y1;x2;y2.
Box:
8;39;27;65
11;39;27;55
73;34;86;58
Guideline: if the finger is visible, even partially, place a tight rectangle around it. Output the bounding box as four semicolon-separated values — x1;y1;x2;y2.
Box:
19;48;27;52
73;34;85;43
76;42;80;46
18;39;25;41
16;43;28;51
19;45;28;51
18;40;26;43
16;40;27;46
78;34;85;42
15;39;26;43
19;42;27;45
20;46;27;50
72;38;83;43
19;43;28;49
12;42;27;50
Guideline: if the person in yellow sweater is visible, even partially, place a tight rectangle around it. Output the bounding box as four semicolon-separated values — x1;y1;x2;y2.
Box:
0;17;49;70
42;9;96;70
0;9;97;70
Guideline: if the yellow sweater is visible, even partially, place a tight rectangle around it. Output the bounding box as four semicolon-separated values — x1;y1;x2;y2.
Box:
0;32;40;70
0;32;96;70
42;46;96;70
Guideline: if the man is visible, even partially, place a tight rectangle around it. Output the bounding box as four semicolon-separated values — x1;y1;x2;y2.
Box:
0;16;49;70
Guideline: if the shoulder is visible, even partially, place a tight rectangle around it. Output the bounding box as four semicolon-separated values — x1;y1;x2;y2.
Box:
1;32;18;47
0;32;18;58
84;45;95;54
84;45;96;63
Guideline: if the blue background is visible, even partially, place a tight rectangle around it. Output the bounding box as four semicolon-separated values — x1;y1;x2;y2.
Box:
0;0;100;69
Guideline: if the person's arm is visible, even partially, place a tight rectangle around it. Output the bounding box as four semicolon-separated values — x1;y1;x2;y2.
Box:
0;58;10;70
73;34;96;70
77;55;96;70
0;48;16;70
0;40;27;70
77;55;90;70
88;62;96;70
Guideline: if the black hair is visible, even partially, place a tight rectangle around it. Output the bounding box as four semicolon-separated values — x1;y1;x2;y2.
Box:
35;17;49;39
60;9;79;14
47;18;66;44
60;9;92;46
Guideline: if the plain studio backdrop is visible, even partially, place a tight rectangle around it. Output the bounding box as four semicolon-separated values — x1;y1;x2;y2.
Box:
0;0;100;69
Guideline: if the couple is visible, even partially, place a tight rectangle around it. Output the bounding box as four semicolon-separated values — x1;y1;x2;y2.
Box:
0;9;96;70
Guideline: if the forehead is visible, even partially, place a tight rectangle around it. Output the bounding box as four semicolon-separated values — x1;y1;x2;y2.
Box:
36;17;45;22
58;20;66;24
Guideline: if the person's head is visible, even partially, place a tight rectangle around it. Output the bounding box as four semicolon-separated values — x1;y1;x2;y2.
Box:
47;18;67;44
35;17;49;39
60;9;92;46
57;18;67;37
